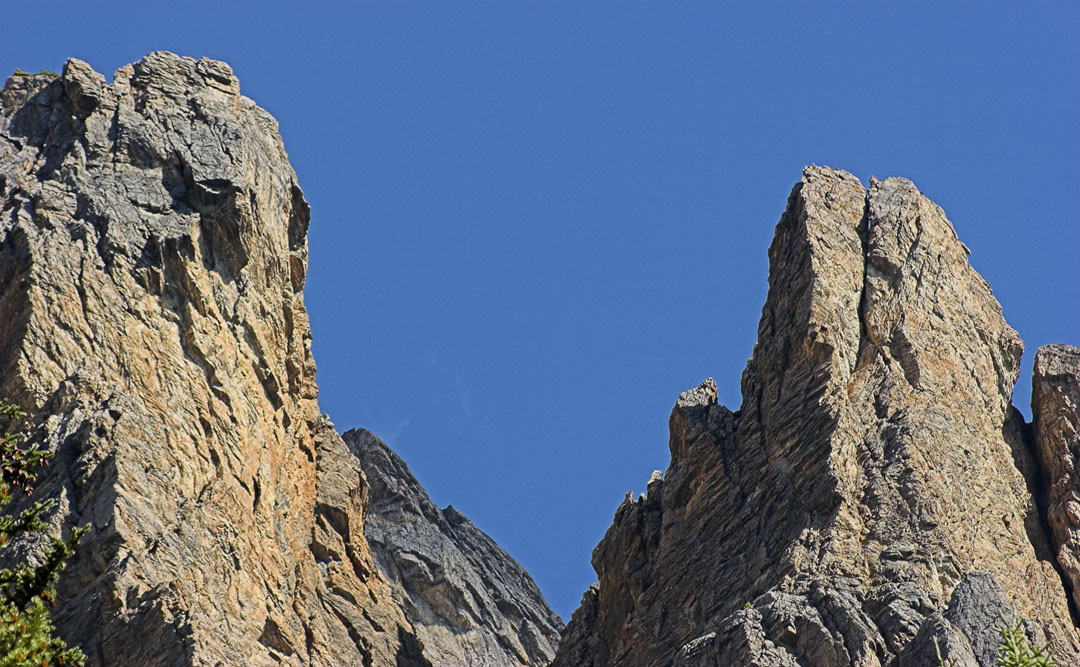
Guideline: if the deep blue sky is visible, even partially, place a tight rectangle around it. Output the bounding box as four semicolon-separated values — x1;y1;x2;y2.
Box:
3;3;1077;621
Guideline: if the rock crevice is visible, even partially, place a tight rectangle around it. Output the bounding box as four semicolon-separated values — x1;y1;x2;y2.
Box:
1032;345;1080;622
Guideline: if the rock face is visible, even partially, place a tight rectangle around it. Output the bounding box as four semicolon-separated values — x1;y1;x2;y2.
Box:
5;52;1075;667
0;52;555;666
343;429;564;666
552;167;1080;666
1033;345;1080;614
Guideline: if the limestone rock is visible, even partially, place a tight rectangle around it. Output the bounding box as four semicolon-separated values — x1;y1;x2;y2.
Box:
0;53;432;666
1032;344;1080;613
343;429;563;666
552;166;1080;666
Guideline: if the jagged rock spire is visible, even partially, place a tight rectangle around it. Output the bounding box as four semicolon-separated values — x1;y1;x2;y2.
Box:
553;166;1079;667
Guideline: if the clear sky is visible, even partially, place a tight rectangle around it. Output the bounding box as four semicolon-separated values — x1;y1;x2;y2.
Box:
2;2;1077;622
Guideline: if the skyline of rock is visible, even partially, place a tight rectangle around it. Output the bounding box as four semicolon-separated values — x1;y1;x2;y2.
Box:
0;53;558;666
553;167;1080;667
1;53;1077;667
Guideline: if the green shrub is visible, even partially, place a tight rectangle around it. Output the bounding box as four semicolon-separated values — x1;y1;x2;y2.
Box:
10;69;59;78
0;400;86;667
933;615;1056;667
996;615;1054;667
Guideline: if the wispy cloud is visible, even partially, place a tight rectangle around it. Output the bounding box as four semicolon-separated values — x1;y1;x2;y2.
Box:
375;418;411;445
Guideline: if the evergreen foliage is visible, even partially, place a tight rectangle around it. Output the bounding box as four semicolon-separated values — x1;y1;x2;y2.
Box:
996;615;1055;667
933;614;1057;667
0;400;86;667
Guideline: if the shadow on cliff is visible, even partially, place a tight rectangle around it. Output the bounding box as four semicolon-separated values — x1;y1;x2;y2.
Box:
1003;403;1080;626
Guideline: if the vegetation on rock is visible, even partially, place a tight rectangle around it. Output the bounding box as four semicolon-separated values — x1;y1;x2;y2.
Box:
0;400;85;667
996;616;1055;667
10;69;59;78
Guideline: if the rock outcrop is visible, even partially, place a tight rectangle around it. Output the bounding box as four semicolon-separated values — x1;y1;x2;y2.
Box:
552;167;1080;666
0;53;559;666
0;52;421;666
344;429;563;666
5;51;1076;667
1033;345;1080;614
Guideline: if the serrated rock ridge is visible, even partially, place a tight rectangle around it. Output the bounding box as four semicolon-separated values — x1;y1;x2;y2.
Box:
344;428;564;667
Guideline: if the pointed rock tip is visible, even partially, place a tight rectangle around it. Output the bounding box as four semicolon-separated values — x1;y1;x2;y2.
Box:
1034;344;1080;376
676;378;718;409
801;164;863;188
61;59;106;113
62;57;96;74
868;173;920;196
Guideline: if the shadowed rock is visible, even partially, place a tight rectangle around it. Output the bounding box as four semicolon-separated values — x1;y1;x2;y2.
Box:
1033;345;1080;614
344;428;563;666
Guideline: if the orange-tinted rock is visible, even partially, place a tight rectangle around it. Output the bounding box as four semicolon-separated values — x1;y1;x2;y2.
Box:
1;53;425;666
1032;345;1080;614
553;167;1079;667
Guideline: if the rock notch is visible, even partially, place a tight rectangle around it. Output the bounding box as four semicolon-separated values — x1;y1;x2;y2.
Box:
552;166;1080;667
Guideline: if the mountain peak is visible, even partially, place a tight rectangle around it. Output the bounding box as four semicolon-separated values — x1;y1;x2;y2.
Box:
0;53;560;667
553;166;1079;667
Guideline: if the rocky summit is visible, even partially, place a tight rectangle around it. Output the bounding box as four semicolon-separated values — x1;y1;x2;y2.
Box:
1;51;1078;667
0;53;559;666
553;167;1080;666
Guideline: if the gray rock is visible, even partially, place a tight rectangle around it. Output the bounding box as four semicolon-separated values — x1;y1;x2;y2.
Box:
897;613;978;667
343;428;563;666
552;167;1080;666
675;632;718;667
897;570;1049;667
944;571;1047;667
1;51;431;666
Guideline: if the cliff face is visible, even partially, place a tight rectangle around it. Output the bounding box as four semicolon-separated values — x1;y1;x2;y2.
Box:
1033;345;1080;615
553;167;1080;667
4;52;1076;667
0;53;559;667
0;52;422;666
344;429;564;666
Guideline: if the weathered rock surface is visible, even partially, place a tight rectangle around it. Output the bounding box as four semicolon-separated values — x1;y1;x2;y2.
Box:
1033;344;1080;614
895;570;1048;667
0;53;439;666
343;429;563;666
6;51;1076;667
552;166;1080;666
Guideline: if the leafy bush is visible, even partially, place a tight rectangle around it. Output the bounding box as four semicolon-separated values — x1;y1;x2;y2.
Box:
0;400;86;667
